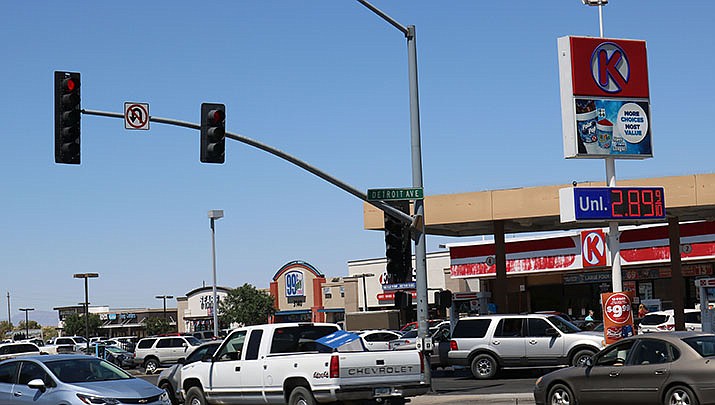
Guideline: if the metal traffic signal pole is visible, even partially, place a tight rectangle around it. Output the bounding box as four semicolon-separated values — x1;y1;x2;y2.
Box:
355;0;431;385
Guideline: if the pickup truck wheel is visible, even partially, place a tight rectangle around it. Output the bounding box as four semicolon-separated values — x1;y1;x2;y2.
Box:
186;386;207;405
288;386;316;405
570;349;595;367
144;358;159;374
470;354;498;379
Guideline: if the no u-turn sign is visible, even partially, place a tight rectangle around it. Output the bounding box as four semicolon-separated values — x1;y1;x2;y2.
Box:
124;102;150;130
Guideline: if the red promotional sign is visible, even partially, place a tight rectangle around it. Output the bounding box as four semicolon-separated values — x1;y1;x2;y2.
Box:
601;292;636;344
569;37;650;98
581;230;607;267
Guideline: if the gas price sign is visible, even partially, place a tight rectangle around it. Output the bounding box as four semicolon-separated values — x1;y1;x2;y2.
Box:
559;186;665;222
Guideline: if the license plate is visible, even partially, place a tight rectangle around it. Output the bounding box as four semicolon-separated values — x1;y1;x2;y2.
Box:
374;387;393;397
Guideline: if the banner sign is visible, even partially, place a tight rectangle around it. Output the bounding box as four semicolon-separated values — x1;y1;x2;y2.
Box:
558;36;652;159
601;291;636;345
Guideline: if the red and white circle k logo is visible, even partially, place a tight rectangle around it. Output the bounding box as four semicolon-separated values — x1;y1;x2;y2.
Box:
581;230;606;267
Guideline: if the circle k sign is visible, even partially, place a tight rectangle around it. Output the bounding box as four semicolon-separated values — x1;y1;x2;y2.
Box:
581;229;606;267
604;292;633;325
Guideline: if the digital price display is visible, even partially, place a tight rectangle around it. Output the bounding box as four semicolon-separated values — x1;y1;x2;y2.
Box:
559;187;666;222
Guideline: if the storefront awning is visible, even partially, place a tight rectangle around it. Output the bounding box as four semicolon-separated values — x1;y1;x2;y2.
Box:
274;310;311;315
317;308;345;313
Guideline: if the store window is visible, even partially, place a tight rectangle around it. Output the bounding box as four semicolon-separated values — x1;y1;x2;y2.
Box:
340;286;345;298
323;287;332;299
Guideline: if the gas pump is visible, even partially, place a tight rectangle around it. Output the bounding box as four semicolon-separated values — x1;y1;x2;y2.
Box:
695;278;715;333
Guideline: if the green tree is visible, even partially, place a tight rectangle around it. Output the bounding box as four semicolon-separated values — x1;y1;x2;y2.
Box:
220;283;276;326
17;320;42;331
62;313;102;337
144;317;173;336
0;320;12;335
42;326;58;341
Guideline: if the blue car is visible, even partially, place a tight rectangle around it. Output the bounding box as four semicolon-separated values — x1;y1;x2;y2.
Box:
0;354;170;404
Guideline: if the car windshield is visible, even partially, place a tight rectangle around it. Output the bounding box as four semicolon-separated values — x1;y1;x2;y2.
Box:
547;316;581;334
641;314;669;325
401;330;418;339
683;335;715;357
46;358;133;383
186;336;202;346
74;337;88;344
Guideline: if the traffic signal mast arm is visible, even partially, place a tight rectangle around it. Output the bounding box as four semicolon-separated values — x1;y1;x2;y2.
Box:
80;108;414;225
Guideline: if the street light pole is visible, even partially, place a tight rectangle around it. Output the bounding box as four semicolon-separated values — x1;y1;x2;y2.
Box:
155;295;174;325
356;0;430;383
73;273;99;352
208;210;224;338
18;308;34;339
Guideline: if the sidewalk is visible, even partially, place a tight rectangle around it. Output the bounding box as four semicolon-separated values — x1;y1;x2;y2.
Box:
409;393;535;405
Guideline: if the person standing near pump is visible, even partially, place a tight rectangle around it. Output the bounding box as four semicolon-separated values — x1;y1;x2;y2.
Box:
585;310;595;322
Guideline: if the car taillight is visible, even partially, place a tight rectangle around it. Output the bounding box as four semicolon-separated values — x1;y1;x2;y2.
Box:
658;324;675;331
330;355;339;378
450;340;458;350
419;351;424;373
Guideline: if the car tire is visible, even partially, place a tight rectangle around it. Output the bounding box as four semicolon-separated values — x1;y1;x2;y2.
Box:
570;349;596;367
185;386;207;405
664;385;699;405
159;381;178;405
288;386;316;405
144;358;159;374
470;353;498;379
548;383;574;405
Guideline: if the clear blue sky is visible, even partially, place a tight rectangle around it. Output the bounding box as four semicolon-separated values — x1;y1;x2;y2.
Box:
2;1;713;320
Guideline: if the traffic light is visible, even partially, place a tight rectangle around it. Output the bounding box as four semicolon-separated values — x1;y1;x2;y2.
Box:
394;291;412;309
200;103;226;164
435;290;452;309
54;71;81;164
384;201;412;284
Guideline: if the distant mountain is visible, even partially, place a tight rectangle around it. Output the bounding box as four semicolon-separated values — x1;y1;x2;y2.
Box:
10;310;59;327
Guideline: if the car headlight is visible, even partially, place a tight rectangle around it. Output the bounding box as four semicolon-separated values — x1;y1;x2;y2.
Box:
160;390;171;404
76;393;120;404
535;376;543;387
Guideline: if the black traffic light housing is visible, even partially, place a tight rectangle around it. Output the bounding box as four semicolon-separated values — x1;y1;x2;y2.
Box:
384;201;412;284
394;291;412;309
200;103;226;164
54;71;81;164
435;290;453;309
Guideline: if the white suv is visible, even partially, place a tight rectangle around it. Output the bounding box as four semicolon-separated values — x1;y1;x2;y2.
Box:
134;335;201;374
448;314;605;379
638;309;701;333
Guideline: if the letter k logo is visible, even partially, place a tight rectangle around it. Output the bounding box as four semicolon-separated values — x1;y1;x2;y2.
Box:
582;230;606;267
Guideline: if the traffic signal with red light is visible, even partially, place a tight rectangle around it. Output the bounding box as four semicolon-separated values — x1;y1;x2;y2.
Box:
200;103;226;164
54;71;81;164
384;201;412;284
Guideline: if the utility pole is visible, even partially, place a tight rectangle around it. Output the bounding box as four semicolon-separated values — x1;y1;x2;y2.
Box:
6;292;10;325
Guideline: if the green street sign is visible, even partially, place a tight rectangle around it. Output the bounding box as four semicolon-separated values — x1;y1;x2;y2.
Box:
367;187;424;201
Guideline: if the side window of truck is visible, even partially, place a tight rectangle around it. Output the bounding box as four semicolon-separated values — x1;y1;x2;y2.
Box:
216;331;247;361
245;330;263;360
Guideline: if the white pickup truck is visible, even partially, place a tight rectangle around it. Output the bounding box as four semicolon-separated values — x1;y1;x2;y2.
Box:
179;322;429;405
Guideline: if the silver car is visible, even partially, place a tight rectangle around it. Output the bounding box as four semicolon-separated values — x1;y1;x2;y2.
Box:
534;332;715;405
0;354;170;404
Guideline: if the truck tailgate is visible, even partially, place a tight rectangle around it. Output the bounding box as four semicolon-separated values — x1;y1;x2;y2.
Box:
337;350;423;385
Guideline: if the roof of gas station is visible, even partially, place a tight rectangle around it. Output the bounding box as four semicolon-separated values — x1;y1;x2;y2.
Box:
363;173;715;236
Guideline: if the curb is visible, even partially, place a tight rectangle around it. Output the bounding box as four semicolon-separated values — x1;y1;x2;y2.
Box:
409;393;535;404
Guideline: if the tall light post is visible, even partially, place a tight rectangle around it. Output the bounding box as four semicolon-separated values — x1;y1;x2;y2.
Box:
155;295;174;325
73;273;99;352
346;273;375;312
18;308;34;339
357;0;430;382
208;210;224;338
